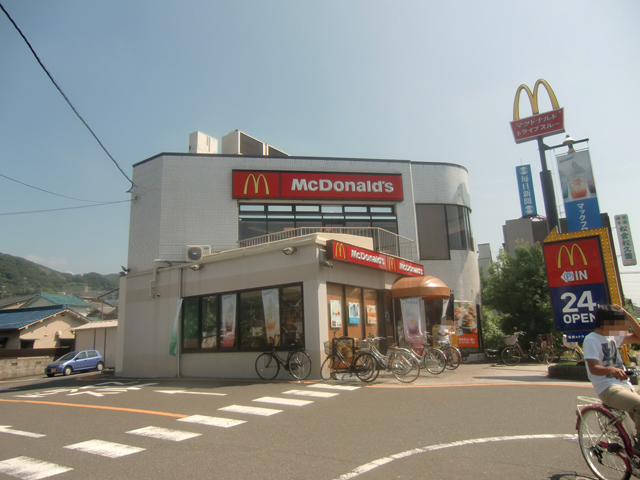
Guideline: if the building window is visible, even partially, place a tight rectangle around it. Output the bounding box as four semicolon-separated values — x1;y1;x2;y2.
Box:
239;204;398;241
416;204;474;260
20;339;35;349
182;283;304;353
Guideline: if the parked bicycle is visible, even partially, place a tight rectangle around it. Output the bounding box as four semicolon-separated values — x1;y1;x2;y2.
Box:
255;334;311;381
407;333;447;375
435;331;462;370
501;331;554;366
358;337;420;383
576;369;640;480
320;335;377;383
554;334;584;363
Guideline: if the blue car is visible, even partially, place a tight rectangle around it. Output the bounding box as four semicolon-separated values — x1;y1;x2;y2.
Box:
45;350;104;377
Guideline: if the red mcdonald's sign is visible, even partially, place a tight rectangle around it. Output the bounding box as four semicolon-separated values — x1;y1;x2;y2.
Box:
326;241;424;277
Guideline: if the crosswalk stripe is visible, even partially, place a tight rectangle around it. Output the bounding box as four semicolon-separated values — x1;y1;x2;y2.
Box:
126;426;201;441
253;396;313;406
0;456;72;479
178;415;246;428
282;389;339;398
308;384;361;391
218;405;282;416
64;439;145;458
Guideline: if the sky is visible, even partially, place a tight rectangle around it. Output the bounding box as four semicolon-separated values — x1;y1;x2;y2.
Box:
1;1;639;302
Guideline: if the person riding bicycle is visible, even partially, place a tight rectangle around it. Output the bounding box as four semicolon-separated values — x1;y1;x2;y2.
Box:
584;304;640;454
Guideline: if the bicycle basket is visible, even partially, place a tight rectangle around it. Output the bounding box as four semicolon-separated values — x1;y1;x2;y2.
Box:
503;335;517;346
324;341;333;356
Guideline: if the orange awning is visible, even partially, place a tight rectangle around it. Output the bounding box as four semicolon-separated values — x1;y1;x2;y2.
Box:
391;276;450;298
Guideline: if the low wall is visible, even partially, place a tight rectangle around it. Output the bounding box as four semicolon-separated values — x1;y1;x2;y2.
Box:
0;356;53;381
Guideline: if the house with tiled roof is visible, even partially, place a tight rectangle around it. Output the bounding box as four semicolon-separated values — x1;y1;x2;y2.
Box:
0;305;90;349
21;293;92;317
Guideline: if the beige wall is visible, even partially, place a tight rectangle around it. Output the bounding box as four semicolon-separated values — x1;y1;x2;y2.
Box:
118;235;401;379
7;313;87;348
75;327;118;368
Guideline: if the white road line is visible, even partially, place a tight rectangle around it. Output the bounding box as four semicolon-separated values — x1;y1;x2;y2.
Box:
0;456;72;479
282;389;339;398
308;384;360;391
155;390;227;396
0;426;46;438
218;405;282;416
126;426;201;441
332;434;575;480
64;439;145;458
253;396;313;406
178;415;246;428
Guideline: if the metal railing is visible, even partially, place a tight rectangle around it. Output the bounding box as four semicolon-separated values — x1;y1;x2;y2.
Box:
238;227;415;260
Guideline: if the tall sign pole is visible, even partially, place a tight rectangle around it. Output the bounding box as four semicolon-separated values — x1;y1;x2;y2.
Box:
510;79;565;233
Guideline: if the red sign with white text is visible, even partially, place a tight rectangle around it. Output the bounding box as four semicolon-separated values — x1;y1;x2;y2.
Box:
232;170;403;200
510;108;565;144
326;241;424;277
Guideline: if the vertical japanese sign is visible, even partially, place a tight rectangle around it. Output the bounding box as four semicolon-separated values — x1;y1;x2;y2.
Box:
543;235;610;335
516;165;537;217
614;214;637;266
556;149;602;232
400;297;423;347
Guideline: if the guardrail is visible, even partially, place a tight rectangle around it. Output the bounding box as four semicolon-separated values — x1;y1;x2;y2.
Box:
239;227;415;260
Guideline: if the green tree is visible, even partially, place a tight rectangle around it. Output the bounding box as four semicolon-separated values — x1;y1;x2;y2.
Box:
481;243;553;346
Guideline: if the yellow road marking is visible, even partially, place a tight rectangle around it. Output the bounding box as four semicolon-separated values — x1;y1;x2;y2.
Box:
0;399;188;418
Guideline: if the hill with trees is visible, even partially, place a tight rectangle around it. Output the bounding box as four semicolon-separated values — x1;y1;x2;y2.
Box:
0;253;119;298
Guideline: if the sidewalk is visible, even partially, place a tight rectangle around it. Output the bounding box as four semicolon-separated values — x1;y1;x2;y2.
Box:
336;362;591;387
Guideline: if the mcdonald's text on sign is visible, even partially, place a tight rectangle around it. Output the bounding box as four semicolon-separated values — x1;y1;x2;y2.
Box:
543;236;609;333
232;170;403;200
326;241;424;277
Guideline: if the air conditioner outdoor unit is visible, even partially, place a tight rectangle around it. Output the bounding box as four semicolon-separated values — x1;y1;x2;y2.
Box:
186;245;211;262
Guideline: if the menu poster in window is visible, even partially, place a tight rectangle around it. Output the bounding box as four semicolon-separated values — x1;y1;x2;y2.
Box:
366;305;377;325
261;289;280;341
400;297;423;346
348;302;361;325
221;294;237;347
454;300;478;348
330;300;342;328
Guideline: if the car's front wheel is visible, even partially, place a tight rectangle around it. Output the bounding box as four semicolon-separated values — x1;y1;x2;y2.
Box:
96;362;104;372
63;366;72;376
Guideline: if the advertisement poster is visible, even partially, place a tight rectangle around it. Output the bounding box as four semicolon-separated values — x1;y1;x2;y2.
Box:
615;214;637;266
330;300;342;328
454;301;478;348
556;149;602;232
261;289;280;341
366;305;377;325
221;294;237;347
348;302;361;325
400;297;423;346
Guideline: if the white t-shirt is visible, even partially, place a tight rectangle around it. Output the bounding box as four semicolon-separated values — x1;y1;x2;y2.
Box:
583;331;631;395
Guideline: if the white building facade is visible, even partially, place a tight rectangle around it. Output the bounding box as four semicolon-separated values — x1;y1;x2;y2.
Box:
118;148;480;379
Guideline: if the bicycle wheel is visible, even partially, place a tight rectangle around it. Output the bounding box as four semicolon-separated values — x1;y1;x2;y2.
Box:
559;347;584;363
288;351;312;380
255;353;280;380
320;355;339;380
423;348;446;375
536;346;554;365
390;351;420;383
578;407;631;480
354;352;379;383
502;346;521;366
442;346;462;370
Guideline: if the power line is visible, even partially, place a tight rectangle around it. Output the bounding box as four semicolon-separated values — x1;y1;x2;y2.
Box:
0;2;136;189
0;172;108;203
0;200;132;216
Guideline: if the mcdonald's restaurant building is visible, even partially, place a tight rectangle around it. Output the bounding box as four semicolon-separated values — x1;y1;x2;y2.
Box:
117;137;481;379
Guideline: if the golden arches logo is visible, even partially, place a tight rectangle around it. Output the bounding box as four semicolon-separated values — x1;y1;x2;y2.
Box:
513;79;560;121
387;257;397;271
243;174;270;195
333;242;347;260
557;244;588;269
